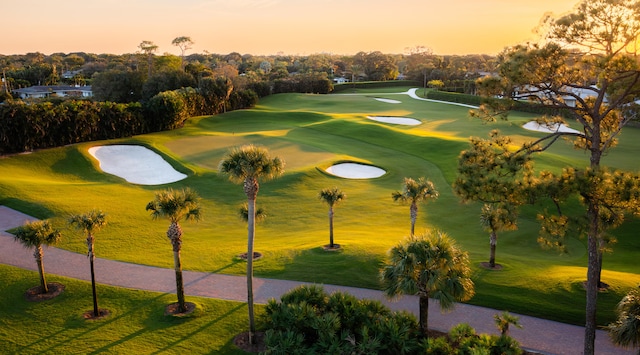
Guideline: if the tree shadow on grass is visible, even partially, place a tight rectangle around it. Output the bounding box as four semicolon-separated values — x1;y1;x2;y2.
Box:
258;246;384;290
148;303;246;355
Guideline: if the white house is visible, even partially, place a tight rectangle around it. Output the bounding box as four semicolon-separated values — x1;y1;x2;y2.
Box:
12;85;93;99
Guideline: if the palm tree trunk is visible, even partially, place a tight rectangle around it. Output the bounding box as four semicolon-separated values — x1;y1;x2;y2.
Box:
88;236;99;317
247;196;257;344
410;203;418;236
173;249;186;313
328;207;334;248
419;294;429;337
34;246;48;293
489;230;497;268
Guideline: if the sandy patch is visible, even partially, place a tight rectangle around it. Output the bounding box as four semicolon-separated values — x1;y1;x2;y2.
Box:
375;98;401;104
88;145;187;185
523;121;582;135
325;163;386;179
367;116;421;126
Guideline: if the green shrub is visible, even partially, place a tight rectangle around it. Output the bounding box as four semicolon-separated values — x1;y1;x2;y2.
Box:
422;336;455;355
448;323;477;343
263;329;308;355
263;285;420;355
491;335;523;355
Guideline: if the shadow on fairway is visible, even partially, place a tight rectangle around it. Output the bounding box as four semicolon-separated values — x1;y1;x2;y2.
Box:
259;246;384;290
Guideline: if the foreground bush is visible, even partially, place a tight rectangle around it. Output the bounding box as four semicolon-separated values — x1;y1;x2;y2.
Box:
260;285;523;355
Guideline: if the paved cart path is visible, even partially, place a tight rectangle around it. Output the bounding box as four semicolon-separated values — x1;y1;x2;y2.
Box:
0;206;632;355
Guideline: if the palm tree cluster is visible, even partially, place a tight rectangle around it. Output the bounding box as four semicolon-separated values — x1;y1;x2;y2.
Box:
10;144;483;349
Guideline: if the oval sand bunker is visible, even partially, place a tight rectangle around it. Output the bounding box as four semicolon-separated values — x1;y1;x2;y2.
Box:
88;145;187;185
375;98;401;104
367;116;421;126
325;163;386;179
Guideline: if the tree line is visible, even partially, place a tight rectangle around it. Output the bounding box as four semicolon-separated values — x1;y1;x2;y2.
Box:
0;78;258;154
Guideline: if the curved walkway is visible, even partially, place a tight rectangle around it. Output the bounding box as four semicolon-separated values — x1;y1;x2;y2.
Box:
0;206;631;354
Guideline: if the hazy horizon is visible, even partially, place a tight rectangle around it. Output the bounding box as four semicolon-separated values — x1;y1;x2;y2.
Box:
5;0;577;57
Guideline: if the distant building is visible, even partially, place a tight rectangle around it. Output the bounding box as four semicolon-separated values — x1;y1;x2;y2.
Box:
12;85;93;99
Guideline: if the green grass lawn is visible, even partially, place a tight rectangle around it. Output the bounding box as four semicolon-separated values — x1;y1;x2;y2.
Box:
0;264;253;354
1;87;640;330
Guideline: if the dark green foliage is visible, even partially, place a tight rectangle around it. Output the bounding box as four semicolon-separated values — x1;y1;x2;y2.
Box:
247;82;272;97
144;90;189;131
447;323;522;355
423;336;455;355
280;284;327;307
332;80;421;92
141;69;197;101
0;99;145;154
273;74;333;94
229;89;259;109
491;335;524;355
91;69;144;102
425;90;482;106
263;329;307;355
448;323;477;343
255;312;525;355
262;285;422;355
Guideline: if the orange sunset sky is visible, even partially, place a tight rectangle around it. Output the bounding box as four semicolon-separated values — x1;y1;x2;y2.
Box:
5;0;578;56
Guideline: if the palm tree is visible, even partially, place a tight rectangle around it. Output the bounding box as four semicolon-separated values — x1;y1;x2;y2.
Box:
318;187;346;249
69;210;107;318
146;188;201;313
13;220;61;293
219;144;284;344
494;311;522;337
480;203;518;268
607;288;640;352
380;230;475;337
392;177;439;236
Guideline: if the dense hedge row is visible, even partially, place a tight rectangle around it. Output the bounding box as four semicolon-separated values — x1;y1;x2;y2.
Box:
0;87;259;155
425;90;483;106
273;77;333;94
0;100;145;154
332;80;421;92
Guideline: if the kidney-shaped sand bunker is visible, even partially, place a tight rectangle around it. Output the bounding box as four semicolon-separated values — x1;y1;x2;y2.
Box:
325;163;386;179
88;145;187;185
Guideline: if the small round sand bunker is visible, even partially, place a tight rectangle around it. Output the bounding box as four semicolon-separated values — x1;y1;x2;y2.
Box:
367;116;421;126
325;163;386;179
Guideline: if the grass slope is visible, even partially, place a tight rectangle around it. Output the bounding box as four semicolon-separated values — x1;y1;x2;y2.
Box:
1;87;640;327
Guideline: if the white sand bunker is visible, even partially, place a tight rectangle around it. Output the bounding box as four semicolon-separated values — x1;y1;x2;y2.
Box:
523;121;582;135
375;98;401;104
325;163;386;179
88;145;187;185
367;116;421;126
